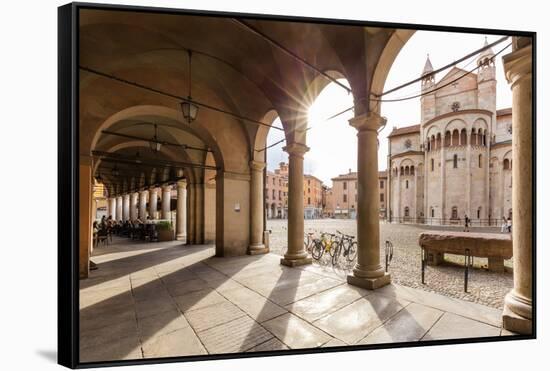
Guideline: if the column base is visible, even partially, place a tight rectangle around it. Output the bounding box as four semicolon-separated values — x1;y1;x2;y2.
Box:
176;234;187;242
280;256;312;267
347;272;391;290
502;305;532;335
502;291;533;335
248;244;269;255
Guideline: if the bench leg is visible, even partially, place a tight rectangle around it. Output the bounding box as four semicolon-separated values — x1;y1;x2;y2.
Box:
426;250;444;266
488;257;505;272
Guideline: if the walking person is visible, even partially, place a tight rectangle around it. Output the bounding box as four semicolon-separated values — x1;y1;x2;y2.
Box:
507;217;512;233
500;216;507;233
463;214;470;232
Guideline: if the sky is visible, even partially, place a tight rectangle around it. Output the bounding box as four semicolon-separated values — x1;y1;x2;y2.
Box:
265;31;513;188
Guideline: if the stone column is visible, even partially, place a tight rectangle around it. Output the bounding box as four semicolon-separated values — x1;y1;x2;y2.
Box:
347;112;390;289
110;197;117;220
499;164;505;219
440;138;446;221
122;194;130;221
397;170;401;221
464;133;471;218
116;196;123;222
176;180;187;241
187;184;196;244
194;183;205;244
79;155;93;279
413;168;418;220
501;42;532;334
149;188;158;219
130;192;138;221
139;190;148;219
162;185;172;219
249;161;268;255
281;142;312;266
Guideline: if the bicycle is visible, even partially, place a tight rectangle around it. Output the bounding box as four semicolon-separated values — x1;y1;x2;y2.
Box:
331;231;358;266
304;232;316;253
311;232;336;260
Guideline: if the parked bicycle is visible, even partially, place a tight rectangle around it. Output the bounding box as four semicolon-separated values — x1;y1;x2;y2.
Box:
304;232;316;253
329;230;357;266
311;232;337;260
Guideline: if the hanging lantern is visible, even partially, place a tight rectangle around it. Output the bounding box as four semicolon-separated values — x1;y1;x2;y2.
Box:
149;124;162;152
181;50;198;124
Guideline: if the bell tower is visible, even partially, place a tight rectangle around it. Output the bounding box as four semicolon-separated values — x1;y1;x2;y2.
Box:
477;38;497;133
421;54;436;124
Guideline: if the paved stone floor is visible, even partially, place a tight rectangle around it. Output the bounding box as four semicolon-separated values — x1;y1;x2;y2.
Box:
80;237;516;363
268;219;513;309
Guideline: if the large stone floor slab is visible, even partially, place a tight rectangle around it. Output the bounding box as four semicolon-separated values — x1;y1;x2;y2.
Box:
80;238;516;362
422;312;501;340
313;294;409;344
262;313;332;349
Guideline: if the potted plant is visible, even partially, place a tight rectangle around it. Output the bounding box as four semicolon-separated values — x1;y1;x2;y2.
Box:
156;220;175;241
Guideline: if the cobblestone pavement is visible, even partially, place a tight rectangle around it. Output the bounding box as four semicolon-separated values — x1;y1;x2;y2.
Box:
267;219;513;309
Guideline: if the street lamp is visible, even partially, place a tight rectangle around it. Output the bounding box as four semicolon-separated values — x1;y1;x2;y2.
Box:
180;50;199;124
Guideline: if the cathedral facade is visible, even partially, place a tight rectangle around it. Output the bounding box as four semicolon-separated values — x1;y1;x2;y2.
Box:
387;41;513;225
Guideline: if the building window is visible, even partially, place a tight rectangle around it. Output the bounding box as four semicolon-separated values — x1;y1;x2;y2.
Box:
272;178;275;185
431;207;434;217
431;159;434;171
453;154;458;168
451;206;458;220
278;190;281;200
380;193;384;202
503;159;510;170
404;207;410;217
411;166;415;175
405;180;409;189
343;181;347;190
479;154;482;168
308;179;311;185
380;180;384;189
477;207;481;219
308;197;311;205
343;194;347;203
272;190;275;199
308;187;310;193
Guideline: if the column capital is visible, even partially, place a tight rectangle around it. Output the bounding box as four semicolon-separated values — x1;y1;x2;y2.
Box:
349;112;386;132
162;184;172;192
283;142;309;158
249;160;266;172
149;187;158;193
177;179;188;189
503;44;532;88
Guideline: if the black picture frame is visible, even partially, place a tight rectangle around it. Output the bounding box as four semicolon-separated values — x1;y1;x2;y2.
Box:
58;2;536;368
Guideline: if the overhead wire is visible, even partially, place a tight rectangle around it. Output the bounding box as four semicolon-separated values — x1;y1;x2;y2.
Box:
256;38;511;153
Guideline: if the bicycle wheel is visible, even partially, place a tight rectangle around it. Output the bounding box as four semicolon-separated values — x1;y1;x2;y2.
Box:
328;237;338;257
346;241;358;262
331;242;341;266
311;240;324;260
304;236;310;253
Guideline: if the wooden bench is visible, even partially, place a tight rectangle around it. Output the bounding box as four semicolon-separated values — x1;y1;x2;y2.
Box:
418;231;512;292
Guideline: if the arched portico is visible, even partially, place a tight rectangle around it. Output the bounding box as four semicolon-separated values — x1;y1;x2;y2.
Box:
78;8;416;296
